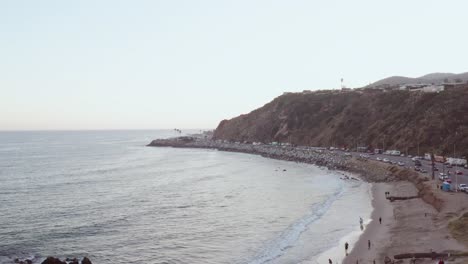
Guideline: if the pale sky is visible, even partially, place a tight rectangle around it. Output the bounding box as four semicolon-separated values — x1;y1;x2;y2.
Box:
1;0;468;130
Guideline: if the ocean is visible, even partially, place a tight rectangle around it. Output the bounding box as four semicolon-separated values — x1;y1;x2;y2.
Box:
0;130;372;264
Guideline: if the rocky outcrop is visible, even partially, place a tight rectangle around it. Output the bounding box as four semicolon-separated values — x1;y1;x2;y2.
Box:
40;257;92;264
80;257;91;264
213;88;468;157
149;138;406;182
41;258;65;264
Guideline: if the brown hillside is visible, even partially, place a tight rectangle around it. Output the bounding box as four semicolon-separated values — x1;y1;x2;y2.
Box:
213;88;468;157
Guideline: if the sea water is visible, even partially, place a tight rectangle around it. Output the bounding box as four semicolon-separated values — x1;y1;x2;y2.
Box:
0;130;372;264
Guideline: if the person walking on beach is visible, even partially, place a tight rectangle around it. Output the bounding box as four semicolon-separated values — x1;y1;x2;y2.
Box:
379;217;382;224
368;239;371;250
328;258;332;264
345;242;349;253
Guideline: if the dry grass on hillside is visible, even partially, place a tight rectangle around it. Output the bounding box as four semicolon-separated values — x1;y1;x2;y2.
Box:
449;212;468;246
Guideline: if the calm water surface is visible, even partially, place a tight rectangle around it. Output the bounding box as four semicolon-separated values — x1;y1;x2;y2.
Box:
0;130;372;264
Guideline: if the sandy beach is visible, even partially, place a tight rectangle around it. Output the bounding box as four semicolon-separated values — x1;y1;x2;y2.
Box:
344;182;393;264
344;180;468;264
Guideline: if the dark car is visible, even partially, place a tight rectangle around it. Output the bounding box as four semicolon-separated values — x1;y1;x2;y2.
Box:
433;167;439;171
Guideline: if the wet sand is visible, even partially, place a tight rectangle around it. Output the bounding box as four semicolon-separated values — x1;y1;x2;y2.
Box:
344;183;393;264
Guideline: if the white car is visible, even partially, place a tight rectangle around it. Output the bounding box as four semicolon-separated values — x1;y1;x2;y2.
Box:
383;158;390;163
438;173;447;180
397;161;405;166
458;184;468;192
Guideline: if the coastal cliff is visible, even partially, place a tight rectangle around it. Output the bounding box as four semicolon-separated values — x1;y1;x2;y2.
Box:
213;88;468;157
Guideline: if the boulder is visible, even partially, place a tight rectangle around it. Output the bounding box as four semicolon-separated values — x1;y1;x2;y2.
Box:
81;257;92;264
41;257;66;264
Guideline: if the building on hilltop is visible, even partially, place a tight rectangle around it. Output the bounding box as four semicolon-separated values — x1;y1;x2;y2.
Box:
422;85;444;93
443;82;468;91
398;84;444;93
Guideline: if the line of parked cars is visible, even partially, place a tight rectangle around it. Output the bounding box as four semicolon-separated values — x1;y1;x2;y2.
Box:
375;157;405;166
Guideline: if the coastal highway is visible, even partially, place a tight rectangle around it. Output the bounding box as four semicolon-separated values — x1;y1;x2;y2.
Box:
346;151;468;187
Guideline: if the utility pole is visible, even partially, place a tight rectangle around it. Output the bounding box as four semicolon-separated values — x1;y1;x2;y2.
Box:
417;141;420;157
431;153;435;180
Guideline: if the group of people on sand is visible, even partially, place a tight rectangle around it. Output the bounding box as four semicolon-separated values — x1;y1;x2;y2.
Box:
327;208;390;264
328;215;385;264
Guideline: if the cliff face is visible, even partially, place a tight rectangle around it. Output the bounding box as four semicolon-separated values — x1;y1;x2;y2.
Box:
213;88;468;157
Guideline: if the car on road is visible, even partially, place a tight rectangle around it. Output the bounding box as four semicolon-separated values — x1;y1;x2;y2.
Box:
376;157;382;161
456;170;463;175
383;158;390;163
445;177;452;183
433;167;439;171
415;166;421;171
359;154;370;159
414;160;422;166
397;161;405;166
420;169;428;173
458;184;468;192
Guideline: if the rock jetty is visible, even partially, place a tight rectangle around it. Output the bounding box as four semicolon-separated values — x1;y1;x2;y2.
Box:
147;137;400;182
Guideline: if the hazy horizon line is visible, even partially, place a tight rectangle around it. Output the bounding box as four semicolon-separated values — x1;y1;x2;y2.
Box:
0;128;215;132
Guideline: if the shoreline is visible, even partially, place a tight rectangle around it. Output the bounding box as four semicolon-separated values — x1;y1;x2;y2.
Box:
314;181;374;264
147;137;468;263
343;182;393;264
